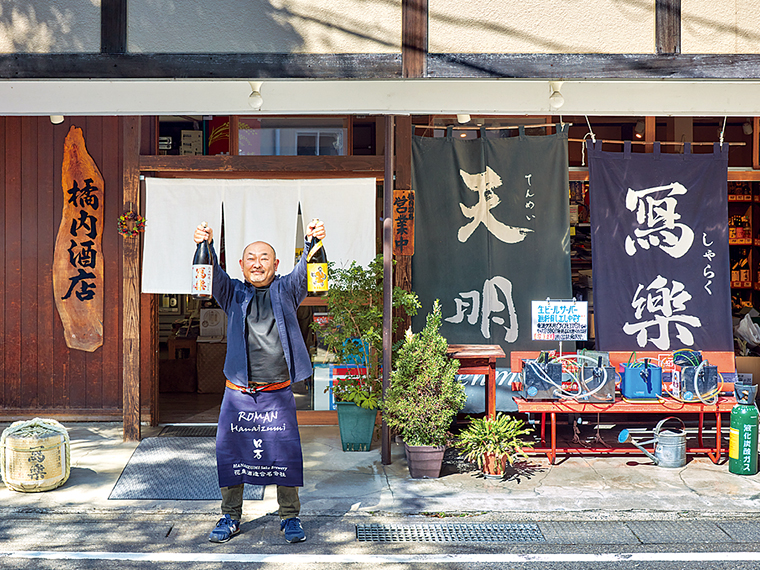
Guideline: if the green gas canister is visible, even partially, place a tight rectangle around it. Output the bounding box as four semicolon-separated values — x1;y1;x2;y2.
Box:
729;381;759;476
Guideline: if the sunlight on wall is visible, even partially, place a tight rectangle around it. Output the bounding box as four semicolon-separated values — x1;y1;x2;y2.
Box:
428;0;654;54
128;0;401;53
0;0;99;53
682;0;760;53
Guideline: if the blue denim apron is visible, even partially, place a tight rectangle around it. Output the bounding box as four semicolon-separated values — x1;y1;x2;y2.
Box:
216;385;303;488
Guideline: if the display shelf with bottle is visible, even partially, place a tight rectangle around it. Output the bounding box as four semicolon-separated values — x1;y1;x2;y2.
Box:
728;181;760;313
731;247;753;289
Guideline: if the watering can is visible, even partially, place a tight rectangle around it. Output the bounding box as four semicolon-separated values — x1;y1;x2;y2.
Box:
617;416;687;468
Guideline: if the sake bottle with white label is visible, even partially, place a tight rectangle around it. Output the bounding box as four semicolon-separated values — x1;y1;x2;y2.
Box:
192;222;213;299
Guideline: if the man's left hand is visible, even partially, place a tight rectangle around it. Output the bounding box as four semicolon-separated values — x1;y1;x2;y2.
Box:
306;218;326;241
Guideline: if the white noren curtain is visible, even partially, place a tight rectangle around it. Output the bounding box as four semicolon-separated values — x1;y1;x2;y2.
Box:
142;178;376;293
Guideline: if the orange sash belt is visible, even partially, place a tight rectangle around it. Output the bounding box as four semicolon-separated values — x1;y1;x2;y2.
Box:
225;379;291;395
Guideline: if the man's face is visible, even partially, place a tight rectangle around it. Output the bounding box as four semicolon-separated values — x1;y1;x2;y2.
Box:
239;242;279;287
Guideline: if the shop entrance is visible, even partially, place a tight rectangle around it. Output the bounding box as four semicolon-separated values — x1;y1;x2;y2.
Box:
156;295;329;423
142;113;382;427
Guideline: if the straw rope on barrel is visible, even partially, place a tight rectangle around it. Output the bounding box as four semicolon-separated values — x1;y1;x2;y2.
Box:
0;418;70;492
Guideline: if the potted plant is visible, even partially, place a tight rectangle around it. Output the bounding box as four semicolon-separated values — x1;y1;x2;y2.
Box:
312;254;419;451
456;413;534;479
383;300;467;478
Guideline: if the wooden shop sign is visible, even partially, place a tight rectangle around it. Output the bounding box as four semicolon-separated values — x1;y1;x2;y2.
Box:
52;126;104;352
393;189;414;256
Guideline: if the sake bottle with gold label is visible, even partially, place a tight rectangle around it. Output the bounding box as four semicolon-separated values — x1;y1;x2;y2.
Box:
306;235;328;296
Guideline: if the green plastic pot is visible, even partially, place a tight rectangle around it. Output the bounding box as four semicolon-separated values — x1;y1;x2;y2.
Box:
336;402;377;451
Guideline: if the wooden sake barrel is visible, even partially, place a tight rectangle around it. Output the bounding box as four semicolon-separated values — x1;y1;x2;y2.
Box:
1;418;70;492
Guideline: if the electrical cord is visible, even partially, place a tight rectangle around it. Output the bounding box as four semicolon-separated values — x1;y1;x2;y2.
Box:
526;354;611;401
526;351;721;405
659;353;721;405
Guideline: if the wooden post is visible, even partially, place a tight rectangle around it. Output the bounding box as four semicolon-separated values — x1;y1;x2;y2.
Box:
656;0;681;55
101;0;127;54
229;116;239;156
402;0;428;77
645;116;656;153
140;116;160;427
382;115;395;465
393;116;413;339
122;116;141;441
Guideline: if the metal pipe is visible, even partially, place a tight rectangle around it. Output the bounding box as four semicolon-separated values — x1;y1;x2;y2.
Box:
382;115;395;465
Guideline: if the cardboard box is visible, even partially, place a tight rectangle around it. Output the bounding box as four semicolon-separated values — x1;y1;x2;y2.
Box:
181;130;203;143
200;309;226;337
180;140;203;155
736;356;760;387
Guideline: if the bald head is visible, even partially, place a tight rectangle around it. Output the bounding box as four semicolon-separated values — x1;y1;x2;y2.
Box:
239;241;279;287
243;241;276;260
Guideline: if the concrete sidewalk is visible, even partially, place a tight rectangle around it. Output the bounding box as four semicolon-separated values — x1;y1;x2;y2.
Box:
3;422;760;521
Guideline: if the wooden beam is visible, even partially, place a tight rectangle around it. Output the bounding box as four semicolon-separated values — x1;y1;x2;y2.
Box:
754;117;759;170
427;53;760;79
0;54;401;79
573;168;760;181
101;0;127;54
138;154;385;175
656;0;681;55
122;116;141;442
296;410;338;425
8;52;760;79
402;0;428;78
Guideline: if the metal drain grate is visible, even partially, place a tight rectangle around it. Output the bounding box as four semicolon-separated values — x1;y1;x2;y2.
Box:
159;425;218;437
356;523;545;543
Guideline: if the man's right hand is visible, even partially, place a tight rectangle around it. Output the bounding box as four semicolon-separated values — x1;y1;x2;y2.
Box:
194;223;213;244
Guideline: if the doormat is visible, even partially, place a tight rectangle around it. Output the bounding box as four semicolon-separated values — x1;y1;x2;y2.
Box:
109;437;264;501
159;425;218;437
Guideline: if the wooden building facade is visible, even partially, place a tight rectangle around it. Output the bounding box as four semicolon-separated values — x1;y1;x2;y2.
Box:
4;1;760;441
0;116;157;424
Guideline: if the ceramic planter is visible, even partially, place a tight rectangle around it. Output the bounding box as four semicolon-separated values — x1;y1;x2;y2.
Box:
336;402;377;451
482;452;507;478
404;443;445;478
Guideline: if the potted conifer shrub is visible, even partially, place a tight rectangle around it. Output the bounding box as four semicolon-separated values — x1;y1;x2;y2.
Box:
455;413;534;479
312;255;419;451
383;300;467;478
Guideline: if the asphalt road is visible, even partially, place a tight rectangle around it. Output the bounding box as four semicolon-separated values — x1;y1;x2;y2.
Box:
3;513;760;569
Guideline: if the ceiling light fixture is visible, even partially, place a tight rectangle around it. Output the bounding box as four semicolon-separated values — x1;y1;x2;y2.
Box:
50;115;64;125
743;121;754;135
248;81;263;111
634;120;646;139
457;114;471;124
548;81;564;110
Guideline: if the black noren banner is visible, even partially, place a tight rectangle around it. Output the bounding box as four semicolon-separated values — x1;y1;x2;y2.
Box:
411;125;572;364
588;141;732;351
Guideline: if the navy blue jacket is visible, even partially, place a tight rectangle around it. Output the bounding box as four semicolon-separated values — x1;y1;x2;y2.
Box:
210;239;314;387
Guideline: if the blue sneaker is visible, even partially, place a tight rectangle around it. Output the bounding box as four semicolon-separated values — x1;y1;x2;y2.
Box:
280;517;306;543
209;515;240;543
